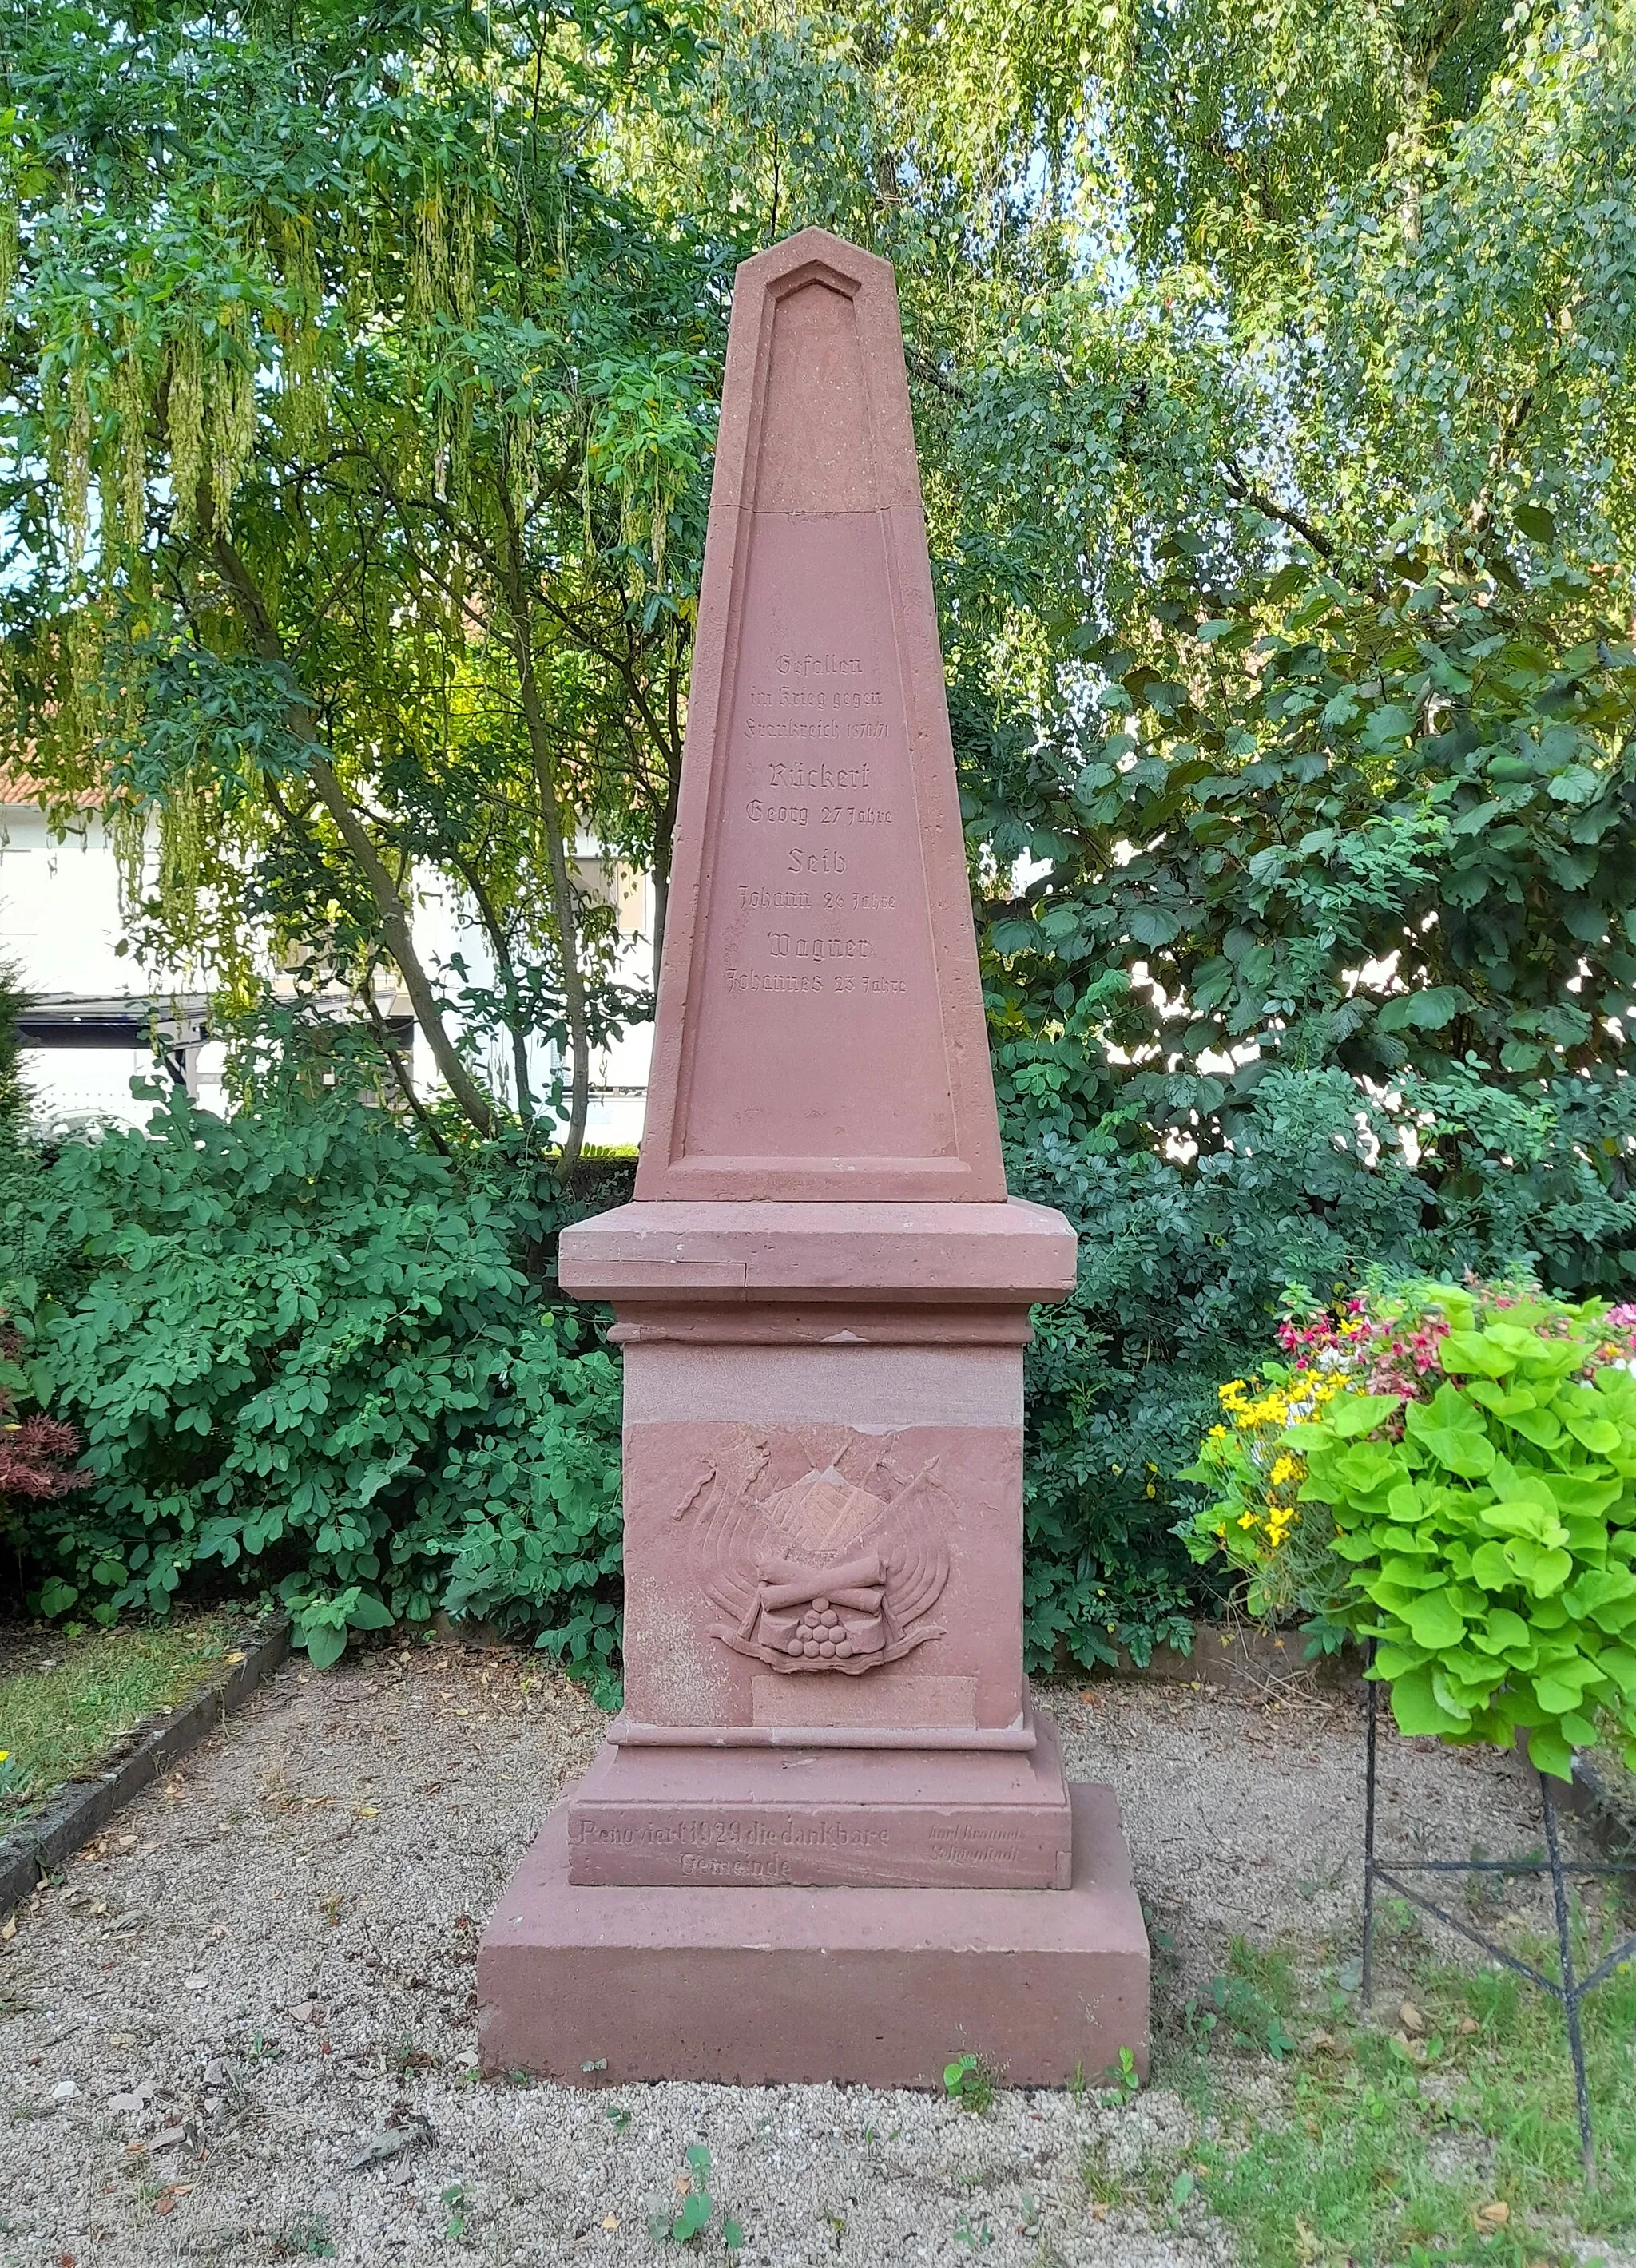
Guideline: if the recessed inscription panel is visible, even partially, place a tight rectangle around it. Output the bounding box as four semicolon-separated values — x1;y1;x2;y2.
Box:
679;510;953;1164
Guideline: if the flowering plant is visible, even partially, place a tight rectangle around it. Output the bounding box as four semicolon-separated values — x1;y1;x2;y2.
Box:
1183;1279;1636;1779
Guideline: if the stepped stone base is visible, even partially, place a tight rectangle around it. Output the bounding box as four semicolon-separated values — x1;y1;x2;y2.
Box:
478;1783;1148;2088
566;1706;1073;1889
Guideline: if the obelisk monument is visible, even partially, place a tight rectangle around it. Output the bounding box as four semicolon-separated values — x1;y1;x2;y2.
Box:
478;229;1149;2087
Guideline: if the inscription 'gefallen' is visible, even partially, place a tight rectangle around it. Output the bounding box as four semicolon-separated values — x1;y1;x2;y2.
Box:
636;229;1006;1203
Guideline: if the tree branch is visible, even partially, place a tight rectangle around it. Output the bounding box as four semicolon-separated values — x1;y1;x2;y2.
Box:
1218;460;1336;561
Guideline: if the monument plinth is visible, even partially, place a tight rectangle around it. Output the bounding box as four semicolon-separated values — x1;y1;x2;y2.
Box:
478;228;1149;2088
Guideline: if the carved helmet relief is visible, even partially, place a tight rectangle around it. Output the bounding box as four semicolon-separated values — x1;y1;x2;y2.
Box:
681;1427;951;1675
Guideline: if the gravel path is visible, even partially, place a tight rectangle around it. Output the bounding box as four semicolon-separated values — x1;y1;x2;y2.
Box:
0;1643;1565;2266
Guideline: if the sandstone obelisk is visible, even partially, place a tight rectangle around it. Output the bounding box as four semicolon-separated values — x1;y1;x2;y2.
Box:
478;230;1149;2087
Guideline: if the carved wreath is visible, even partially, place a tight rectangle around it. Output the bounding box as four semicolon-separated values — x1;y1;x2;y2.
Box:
677;1428;952;1675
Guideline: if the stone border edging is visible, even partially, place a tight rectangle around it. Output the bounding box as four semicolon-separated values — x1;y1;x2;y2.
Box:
0;1616;292;1917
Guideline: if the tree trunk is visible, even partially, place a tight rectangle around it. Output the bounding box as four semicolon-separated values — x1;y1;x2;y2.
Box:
304;752;499;1139
494;497;591;1180
210;533;498;1140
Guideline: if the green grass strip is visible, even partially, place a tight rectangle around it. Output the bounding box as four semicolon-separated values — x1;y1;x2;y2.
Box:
0;1614;242;1822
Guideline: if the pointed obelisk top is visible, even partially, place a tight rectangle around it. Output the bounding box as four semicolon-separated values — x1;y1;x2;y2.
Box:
636;229;1006;1203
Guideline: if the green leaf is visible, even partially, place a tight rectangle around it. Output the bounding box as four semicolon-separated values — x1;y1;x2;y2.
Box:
671;2193;713;2242
1439;1331;1516;1378
304;1620;348;1670
1330;1394;1401;1439
1388;1663;1467;1739
346;1592;395;1631
1471;1607;1533;1657
1404;1389;1495;1479
1402;1588;1467;1650
1526;1725;1574;1782
1560;1410;1620;1455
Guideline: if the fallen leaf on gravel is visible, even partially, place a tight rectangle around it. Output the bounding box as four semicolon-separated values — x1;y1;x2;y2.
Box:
151;2127;187;2151
1459;2015;1480;2036
345;2118;432;2171
1;1916;17;1941
602;2215;619;2231
354;1806;380;1818
1474;2202;1511;2229
1399;2000;1425;2034
153;2186;192;2215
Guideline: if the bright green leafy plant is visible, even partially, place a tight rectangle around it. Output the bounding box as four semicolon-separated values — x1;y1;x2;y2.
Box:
1185;1281;1636;1779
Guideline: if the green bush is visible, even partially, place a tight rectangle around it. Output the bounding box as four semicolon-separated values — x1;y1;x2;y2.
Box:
973;540;1636;1672
2;1079;625;1681
1007;1066;1636;1673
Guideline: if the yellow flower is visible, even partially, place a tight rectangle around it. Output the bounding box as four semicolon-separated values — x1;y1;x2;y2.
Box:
1207;1424;1229;1441
1237;1509;1258;1529
1269;1453;1300;1486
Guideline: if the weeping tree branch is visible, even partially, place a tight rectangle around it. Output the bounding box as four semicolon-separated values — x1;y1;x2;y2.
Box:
210;531;499;1140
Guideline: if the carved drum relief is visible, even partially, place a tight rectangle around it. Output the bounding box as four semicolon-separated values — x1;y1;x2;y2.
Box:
676;1426;952;1674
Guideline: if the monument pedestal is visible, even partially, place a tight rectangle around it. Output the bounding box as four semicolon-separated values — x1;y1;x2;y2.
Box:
480;1785;1147;2088
477;228;1149;2088
477;1199;1150;2084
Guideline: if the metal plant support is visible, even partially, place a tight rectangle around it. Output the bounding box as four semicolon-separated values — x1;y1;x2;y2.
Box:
1360;1664;1636;2180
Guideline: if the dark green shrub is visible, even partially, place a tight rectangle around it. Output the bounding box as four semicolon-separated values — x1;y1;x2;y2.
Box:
2;1080;624;1679
1008;1066;1636;1672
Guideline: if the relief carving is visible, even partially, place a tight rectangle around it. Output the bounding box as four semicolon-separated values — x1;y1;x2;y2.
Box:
679;1428;951;1674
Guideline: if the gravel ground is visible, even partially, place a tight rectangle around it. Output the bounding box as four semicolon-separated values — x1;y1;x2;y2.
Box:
0;1643;1582;2267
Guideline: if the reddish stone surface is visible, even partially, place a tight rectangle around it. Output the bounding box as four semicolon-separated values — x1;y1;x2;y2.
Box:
559;1196;1078;1307
566;1705;1073;1890
481;227;1147;2086
478;1786;1149;2088
636;229;1003;1205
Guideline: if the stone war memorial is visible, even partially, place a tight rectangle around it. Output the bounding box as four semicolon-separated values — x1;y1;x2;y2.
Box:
478;228;1150;2088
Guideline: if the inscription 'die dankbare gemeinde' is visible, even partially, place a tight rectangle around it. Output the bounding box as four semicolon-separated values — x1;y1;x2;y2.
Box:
724;646;911;1001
